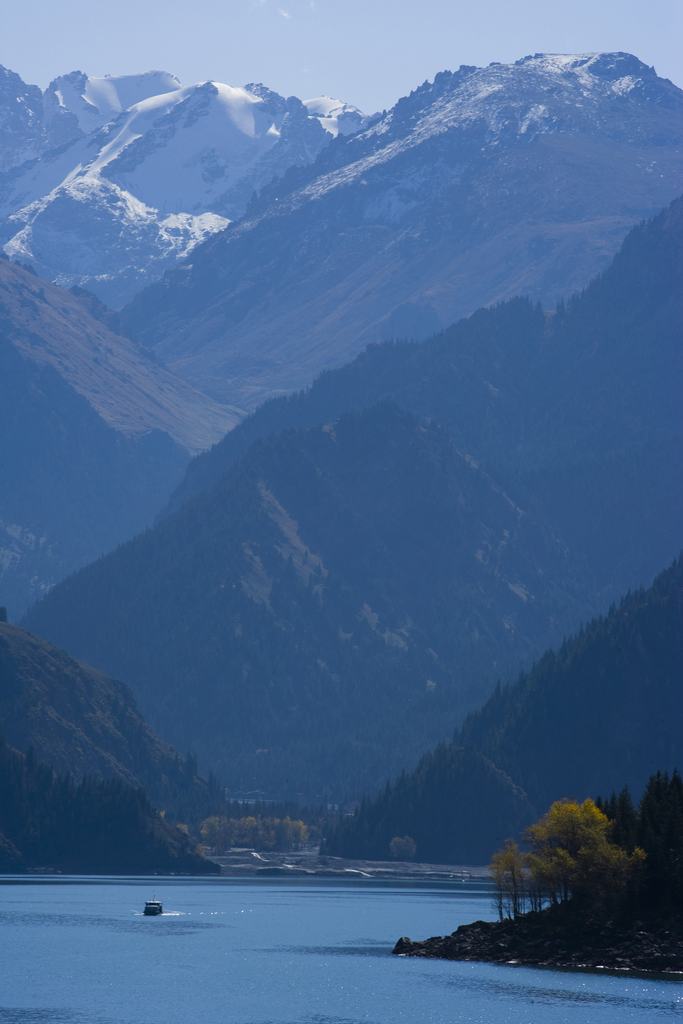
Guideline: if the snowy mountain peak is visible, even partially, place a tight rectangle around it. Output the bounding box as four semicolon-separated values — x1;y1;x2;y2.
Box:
45;69;183;136
512;51;656;79
303;96;376;137
2;176;229;308
0;66;370;306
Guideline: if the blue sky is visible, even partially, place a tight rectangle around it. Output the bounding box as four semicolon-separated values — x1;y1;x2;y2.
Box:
3;0;681;112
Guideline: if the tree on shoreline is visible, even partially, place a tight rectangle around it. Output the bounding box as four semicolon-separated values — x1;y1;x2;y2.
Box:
490;797;645;921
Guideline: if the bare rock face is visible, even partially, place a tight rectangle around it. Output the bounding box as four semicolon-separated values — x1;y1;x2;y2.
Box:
121;52;683;410
0;66;81;172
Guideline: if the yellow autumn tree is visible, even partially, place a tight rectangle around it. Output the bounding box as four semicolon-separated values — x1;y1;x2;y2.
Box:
524;798;645;913
489;839;527;919
200;815;309;853
490;798;645;920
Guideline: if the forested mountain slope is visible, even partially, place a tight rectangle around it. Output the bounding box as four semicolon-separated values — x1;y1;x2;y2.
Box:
458;555;683;810
0;738;214;874
165;196;683;602
327;556;683;862
0;621;221;820
0;258;238;617
120;53;683;408
325;744;535;865
22;404;593;801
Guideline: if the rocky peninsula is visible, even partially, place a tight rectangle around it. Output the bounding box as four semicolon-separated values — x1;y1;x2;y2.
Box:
392;909;683;974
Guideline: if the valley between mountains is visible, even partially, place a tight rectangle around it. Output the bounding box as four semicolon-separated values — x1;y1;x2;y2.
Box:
20;192;683;806
0;50;682;882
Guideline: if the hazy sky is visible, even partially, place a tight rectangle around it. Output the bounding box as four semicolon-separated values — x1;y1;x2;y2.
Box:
3;0;680;113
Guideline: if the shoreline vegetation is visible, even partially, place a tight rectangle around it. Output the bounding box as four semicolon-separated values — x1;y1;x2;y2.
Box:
393;773;683;973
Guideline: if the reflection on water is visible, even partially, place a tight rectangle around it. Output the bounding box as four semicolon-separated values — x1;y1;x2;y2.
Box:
0;877;681;1024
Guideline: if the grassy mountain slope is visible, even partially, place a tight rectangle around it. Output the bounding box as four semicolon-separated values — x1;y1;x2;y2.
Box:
21;404;592;801
327;555;683;862
0;259;240;452
0;257;240;617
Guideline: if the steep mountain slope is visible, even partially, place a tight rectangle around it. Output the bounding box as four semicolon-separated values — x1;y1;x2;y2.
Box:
0;258;240;449
0;620;230;830
327;555;683;862
120;52;683;408
0;66;371;307
0;258;239;617
21;404;593;801
0;65;80;171
163;196;683;601
0;621;179;789
459;555;683;810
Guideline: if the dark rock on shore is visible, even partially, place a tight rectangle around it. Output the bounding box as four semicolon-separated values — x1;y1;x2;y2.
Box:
392;910;683;973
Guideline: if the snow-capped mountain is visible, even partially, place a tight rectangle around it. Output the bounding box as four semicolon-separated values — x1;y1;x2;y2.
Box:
0;68;372;307
120;53;683;410
3;178;229;310
44;70;183;136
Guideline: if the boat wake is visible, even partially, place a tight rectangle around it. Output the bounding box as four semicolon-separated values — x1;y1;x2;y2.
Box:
132;910;185;916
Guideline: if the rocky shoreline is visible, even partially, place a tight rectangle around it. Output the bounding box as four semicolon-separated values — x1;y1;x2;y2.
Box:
392;910;683;974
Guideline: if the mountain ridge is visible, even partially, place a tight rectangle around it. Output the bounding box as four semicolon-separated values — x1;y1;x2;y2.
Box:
0;257;240;451
119;51;683;408
158;195;683;605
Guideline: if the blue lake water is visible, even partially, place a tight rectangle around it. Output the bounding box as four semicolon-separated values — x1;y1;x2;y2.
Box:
1;876;682;1023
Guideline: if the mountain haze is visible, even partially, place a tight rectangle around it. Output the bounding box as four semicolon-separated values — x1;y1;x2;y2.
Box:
164;196;683;603
21;403;592;801
327;555;683;863
120;52;683;408
5;50;682;826
23;195;681;799
0;258;238;616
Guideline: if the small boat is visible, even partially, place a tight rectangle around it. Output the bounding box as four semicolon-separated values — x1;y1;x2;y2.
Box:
143;896;163;916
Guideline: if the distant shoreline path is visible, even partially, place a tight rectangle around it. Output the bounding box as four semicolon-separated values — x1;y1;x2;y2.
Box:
209;849;491;881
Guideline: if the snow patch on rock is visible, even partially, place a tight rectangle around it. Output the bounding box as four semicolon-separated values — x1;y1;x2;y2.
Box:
0;67;370;305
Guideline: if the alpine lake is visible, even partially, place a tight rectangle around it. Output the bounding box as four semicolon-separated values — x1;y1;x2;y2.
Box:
1;877;681;1023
